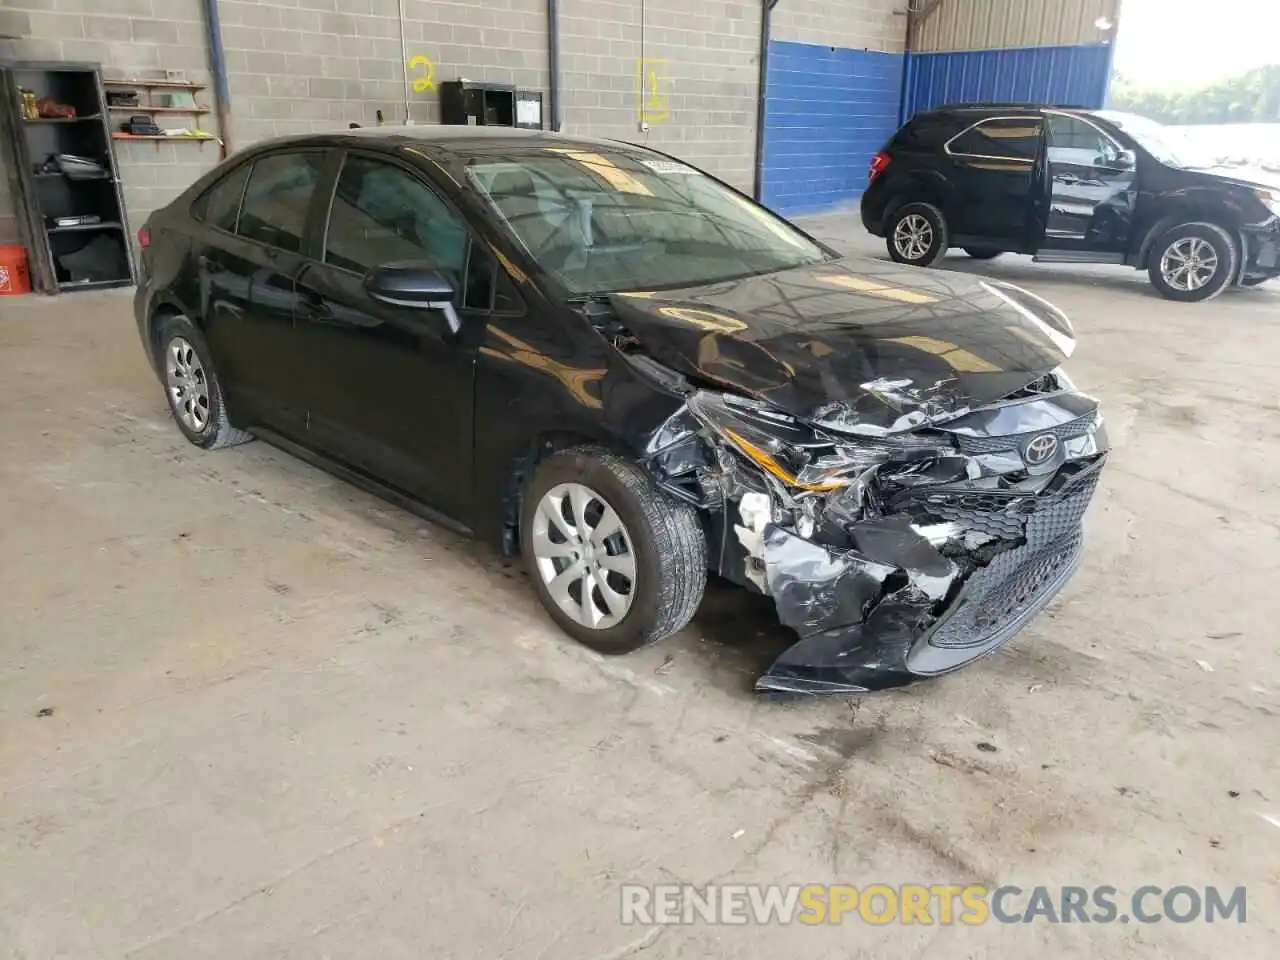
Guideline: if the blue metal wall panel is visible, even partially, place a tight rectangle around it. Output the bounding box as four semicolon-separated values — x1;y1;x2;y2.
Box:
761;42;905;217
902;43;1112;121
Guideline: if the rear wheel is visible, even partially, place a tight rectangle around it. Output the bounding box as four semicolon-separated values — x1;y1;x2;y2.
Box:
963;247;1003;260
154;314;252;449
886;202;948;267
1147;222;1237;302
520;448;706;654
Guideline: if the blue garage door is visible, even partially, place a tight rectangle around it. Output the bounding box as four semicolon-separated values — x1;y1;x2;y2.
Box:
761;42;905;217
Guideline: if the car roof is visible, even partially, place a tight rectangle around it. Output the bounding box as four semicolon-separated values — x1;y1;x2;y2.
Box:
235;125;656;160
925;102;1097;116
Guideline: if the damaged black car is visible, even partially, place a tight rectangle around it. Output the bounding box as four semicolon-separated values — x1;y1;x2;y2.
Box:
134;127;1107;695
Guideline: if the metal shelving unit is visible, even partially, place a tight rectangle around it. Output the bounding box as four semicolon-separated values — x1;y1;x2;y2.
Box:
0;61;135;294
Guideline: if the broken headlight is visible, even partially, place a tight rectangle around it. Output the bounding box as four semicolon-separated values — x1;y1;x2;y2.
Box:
687;391;955;493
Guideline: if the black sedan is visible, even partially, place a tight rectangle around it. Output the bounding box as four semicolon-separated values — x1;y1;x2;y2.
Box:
135;127;1108;695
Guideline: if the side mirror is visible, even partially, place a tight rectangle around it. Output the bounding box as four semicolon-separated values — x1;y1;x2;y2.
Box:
364;261;461;334
1111;150;1136;170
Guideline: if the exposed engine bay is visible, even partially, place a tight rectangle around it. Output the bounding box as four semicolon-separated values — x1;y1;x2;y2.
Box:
580;267;1109;694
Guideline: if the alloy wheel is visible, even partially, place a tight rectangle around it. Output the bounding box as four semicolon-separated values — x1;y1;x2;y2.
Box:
1159;237;1219;292
894;214;933;261
165;336;211;433
531;482;636;629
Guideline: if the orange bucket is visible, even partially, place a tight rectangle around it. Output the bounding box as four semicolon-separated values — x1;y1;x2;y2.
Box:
0;243;31;295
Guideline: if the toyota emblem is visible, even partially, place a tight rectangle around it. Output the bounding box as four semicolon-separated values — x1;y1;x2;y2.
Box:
1024;432;1060;466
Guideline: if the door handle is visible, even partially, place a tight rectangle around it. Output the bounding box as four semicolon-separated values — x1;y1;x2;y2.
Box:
298;297;334;323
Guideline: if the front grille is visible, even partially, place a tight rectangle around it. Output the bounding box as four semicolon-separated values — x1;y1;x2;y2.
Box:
929;529;1083;648
921;468;1099;649
955;412;1099;455
917;468;1100;544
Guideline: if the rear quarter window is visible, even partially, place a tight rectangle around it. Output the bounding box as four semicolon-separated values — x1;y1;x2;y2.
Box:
891;113;960;152
192;164;251;233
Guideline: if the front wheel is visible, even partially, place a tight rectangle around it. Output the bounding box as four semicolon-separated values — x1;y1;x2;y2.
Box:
520;448;707;654
886;202;948;267
1147;222;1237;302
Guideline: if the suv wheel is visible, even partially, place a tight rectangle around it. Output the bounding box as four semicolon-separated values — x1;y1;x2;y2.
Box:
520;447;706;654
887;202;948;267
1148;222;1237;302
155;314;253;449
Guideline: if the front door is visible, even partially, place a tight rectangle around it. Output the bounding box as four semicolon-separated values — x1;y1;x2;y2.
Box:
944;116;1042;247
292;152;479;520
1040;113;1136;252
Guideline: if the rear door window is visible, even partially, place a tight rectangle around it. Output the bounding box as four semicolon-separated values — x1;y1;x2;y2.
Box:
236;153;325;253
947;118;1043;161
194;164;250;233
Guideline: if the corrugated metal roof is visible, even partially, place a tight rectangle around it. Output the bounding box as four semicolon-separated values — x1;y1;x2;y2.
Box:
912;0;1122;53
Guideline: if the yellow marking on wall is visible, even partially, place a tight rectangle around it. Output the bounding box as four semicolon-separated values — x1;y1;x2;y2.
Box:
408;55;437;93
637;58;670;123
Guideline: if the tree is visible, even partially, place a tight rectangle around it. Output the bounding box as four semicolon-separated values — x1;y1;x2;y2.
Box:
1110;66;1280;124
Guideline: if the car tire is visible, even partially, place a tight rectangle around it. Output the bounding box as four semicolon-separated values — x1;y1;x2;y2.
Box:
886;202;948;267
963;247;1003;260
154;314;253;449
520;447;707;654
1147;222;1238;302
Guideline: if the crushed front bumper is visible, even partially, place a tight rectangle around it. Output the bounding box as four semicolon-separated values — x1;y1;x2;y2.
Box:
755;462;1101;694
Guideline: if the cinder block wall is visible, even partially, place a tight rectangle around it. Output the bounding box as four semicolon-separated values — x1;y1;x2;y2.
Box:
1;0;219;246
1;0;904;246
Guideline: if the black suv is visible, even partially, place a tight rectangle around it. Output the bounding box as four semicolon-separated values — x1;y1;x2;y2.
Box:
861;103;1280;301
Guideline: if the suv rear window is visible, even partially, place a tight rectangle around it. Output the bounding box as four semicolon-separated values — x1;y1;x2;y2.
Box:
947;117;1042;161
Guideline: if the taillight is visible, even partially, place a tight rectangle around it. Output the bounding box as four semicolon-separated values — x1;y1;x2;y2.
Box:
137;226;151;248
868;151;891;184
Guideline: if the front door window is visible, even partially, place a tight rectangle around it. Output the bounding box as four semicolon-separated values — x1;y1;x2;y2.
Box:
1044;115;1135;247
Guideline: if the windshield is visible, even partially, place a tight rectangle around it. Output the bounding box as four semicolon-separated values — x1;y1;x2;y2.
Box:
1092;110;1199;167
465;148;829;294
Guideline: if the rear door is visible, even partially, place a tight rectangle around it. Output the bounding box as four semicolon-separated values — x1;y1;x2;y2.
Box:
291;150;483;520
196;150;326;435
1039;112;1136;252
944;115;1042;247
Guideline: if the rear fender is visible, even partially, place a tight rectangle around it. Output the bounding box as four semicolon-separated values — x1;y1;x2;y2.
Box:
883;170;956;228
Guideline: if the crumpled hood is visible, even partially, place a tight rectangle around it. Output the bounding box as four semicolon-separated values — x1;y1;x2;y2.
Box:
607;257;1075;433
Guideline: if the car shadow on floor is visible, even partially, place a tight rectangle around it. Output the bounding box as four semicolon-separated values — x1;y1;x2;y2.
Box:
293;465;798;699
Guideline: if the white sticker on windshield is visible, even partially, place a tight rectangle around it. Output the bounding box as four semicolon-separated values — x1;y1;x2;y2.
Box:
640;159;699;175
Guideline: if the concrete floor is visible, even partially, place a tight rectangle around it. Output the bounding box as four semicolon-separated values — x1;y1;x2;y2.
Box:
2;225;1279;959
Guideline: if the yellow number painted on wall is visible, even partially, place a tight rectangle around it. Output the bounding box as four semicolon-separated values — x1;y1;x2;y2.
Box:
408;55;437;94
636;58;669;123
